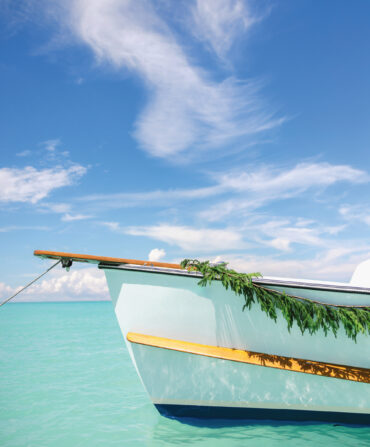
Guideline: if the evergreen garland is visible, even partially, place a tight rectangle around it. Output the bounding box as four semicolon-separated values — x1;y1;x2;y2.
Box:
180;259;370;341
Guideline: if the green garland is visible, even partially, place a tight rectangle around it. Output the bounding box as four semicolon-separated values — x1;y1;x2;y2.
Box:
180;259;370;341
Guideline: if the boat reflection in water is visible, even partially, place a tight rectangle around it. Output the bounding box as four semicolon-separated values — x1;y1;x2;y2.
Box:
34;250;370;425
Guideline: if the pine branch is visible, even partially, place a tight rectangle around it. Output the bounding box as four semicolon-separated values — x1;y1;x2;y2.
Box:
180;259;370;341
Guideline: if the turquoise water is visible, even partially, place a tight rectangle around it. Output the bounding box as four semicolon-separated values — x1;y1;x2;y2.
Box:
1;303;369;446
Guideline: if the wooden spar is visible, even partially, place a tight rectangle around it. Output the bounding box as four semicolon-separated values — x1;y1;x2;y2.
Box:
33;250;182;269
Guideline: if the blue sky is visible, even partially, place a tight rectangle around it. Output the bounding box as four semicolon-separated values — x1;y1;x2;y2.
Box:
1;0;370;300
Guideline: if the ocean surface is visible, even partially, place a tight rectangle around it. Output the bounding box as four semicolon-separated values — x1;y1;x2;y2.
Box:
1;302;369;446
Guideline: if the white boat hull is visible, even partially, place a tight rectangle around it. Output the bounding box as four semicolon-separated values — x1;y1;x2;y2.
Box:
102;265;370;424
132;341;370;424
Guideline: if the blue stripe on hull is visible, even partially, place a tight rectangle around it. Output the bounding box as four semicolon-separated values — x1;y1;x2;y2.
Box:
155;404;370;425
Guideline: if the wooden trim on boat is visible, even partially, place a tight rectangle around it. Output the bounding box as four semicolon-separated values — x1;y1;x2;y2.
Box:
33;250;182;269
127;332;370;384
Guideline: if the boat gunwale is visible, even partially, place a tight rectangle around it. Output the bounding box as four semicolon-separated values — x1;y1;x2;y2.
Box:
99;263;370;295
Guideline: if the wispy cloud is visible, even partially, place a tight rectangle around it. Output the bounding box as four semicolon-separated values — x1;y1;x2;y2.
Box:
16;150;31;157
76;162;368;216
339;204;370;226
33;0;282;160
190;0;257;58
0;165;86;204
216;162;367;193
0;225;49;232
43;138;61;152
61;213;93;222
40;138;70;160
39;202;72;214
94;161;367;256
99;222;370;280
254;218;345;252
202;162;369;221
257;219;322;251
79;184;223;209
101;217;350;256
222;244;370;282
37;202;93;222
104;222;245;252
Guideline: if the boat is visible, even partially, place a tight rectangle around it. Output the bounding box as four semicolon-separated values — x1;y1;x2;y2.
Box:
33;250;370;425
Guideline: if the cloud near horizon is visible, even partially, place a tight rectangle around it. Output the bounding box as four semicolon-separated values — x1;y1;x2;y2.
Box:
2;267;109;302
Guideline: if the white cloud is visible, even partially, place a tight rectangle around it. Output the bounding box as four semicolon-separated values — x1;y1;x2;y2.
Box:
249;216;348;253
106;222;245;252
79;184;223;210
224;245;370;282
148;248;166;262
101;217;348;257
257;219;323;251
43;138;61;152
267;237;291;252
78;162;367;215
101;221;120;231
0;225;49;232
0;165;86;204
191;0;256;57
324;225;346;235
40;0;281;160
9;266;109;302
340;204;370;226
40;202;72;214
202;162;369;221
16;150;31;157
0;282;15;300
38;202;92;222
61;213;93;222
217;162;367;193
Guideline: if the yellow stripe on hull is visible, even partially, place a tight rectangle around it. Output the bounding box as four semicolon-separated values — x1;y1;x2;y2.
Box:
127;332;370;384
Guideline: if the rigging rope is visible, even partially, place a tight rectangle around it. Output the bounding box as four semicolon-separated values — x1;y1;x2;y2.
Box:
0;260;61;307
254;283;370;309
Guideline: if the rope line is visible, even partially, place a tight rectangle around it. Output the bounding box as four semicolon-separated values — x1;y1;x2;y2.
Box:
253;283;370;309
215;269;369;309
0;260;61;307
